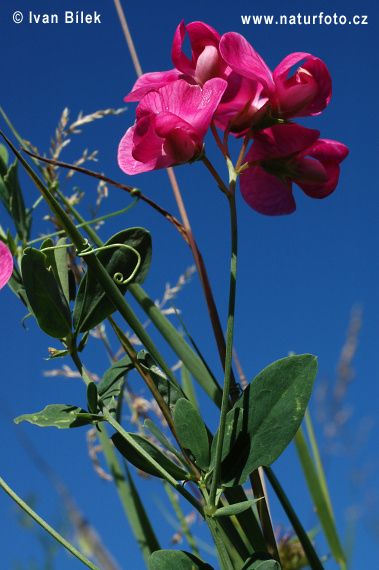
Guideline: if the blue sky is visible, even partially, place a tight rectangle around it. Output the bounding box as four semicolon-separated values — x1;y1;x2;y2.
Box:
0;0;378;568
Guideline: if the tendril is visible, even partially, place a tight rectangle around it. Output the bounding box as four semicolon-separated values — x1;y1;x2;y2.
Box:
80;243;141;285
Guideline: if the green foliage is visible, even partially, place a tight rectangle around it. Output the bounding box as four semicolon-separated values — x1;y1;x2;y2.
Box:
111;432;189;481
14;404;99;429
212;355;318;487
148;550;214;569
73;227;152;333
241;552;282;569
97;354;133;406
87;381;98;414
213;499;260;518
173;398;211;471
144;419;194;474
137;350;185;410
21;247;72;338
0;157;32;241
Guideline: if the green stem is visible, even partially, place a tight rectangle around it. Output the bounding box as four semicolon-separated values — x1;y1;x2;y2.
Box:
205;515;234;570
0;475;101;570
209;163;238;508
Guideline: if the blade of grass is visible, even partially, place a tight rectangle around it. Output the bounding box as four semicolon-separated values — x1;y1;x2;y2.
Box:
294;426;346;569
97;424;160;562
264;466;325;570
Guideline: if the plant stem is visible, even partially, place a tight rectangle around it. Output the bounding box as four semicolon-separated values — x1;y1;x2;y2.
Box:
0;476;101;570
209;164;238;508
205;515;234;570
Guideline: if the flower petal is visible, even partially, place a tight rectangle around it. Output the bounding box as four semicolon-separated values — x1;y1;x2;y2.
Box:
240;165;296;216
0;241;13;290
303;139;349;163
155;111;200;162
118;121;173;175
291;157;328;184
220;32;275;96
154;79;227;139
247;124;320;161
171;20;194;77
124;70;183;103
273;53;332;117
297;161;341;199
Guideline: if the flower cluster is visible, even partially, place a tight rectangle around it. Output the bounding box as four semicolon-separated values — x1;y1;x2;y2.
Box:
118;21;348;215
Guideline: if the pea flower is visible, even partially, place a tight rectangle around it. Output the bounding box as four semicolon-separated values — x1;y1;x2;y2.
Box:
220;32;332;120
239;124;349;215
0;241;13;290
122;21;264;136
118;78;227;175
124;21;228;104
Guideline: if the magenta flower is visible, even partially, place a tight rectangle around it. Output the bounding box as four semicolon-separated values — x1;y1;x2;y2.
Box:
118;78;227;175
239;124;349;215
124;21;228;104
220;33;332;120
0;241;13;290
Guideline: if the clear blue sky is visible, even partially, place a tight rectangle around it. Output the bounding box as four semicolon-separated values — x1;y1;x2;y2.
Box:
0;0;378;568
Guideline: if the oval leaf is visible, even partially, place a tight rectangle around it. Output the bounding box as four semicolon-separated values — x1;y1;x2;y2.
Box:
220;354;318;487
73;227;152;333
148;550;214;570
213;498;261;518
14;404;94;429
111;432;189;481
87;381;98;414
21;247;72;338
97;355;134;406
144;419;194;474
138;351;185;412
241;553;281;570
173;398;210;471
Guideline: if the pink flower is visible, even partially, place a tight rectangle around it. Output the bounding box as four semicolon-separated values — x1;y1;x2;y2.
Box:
239;124;349;215
118;78;227;175
0;241;13;290
124;21;228;103
220;33;332;120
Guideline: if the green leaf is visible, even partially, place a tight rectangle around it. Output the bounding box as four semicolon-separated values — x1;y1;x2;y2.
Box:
21;247;72;338
73;228;152;333
54;237;71;304
0;143;8;172
213;499;261;518
77;330;90;352
111;432;189;481
241;552;281;570
14;404;95;428
138;351;185;413
97;355;134;406
180;364;199;411
87;382;98;414
2;160;32;241
210;407;245;469
148;550;214;570
216;355;318;487
173;398;210;471
144;419;194;474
